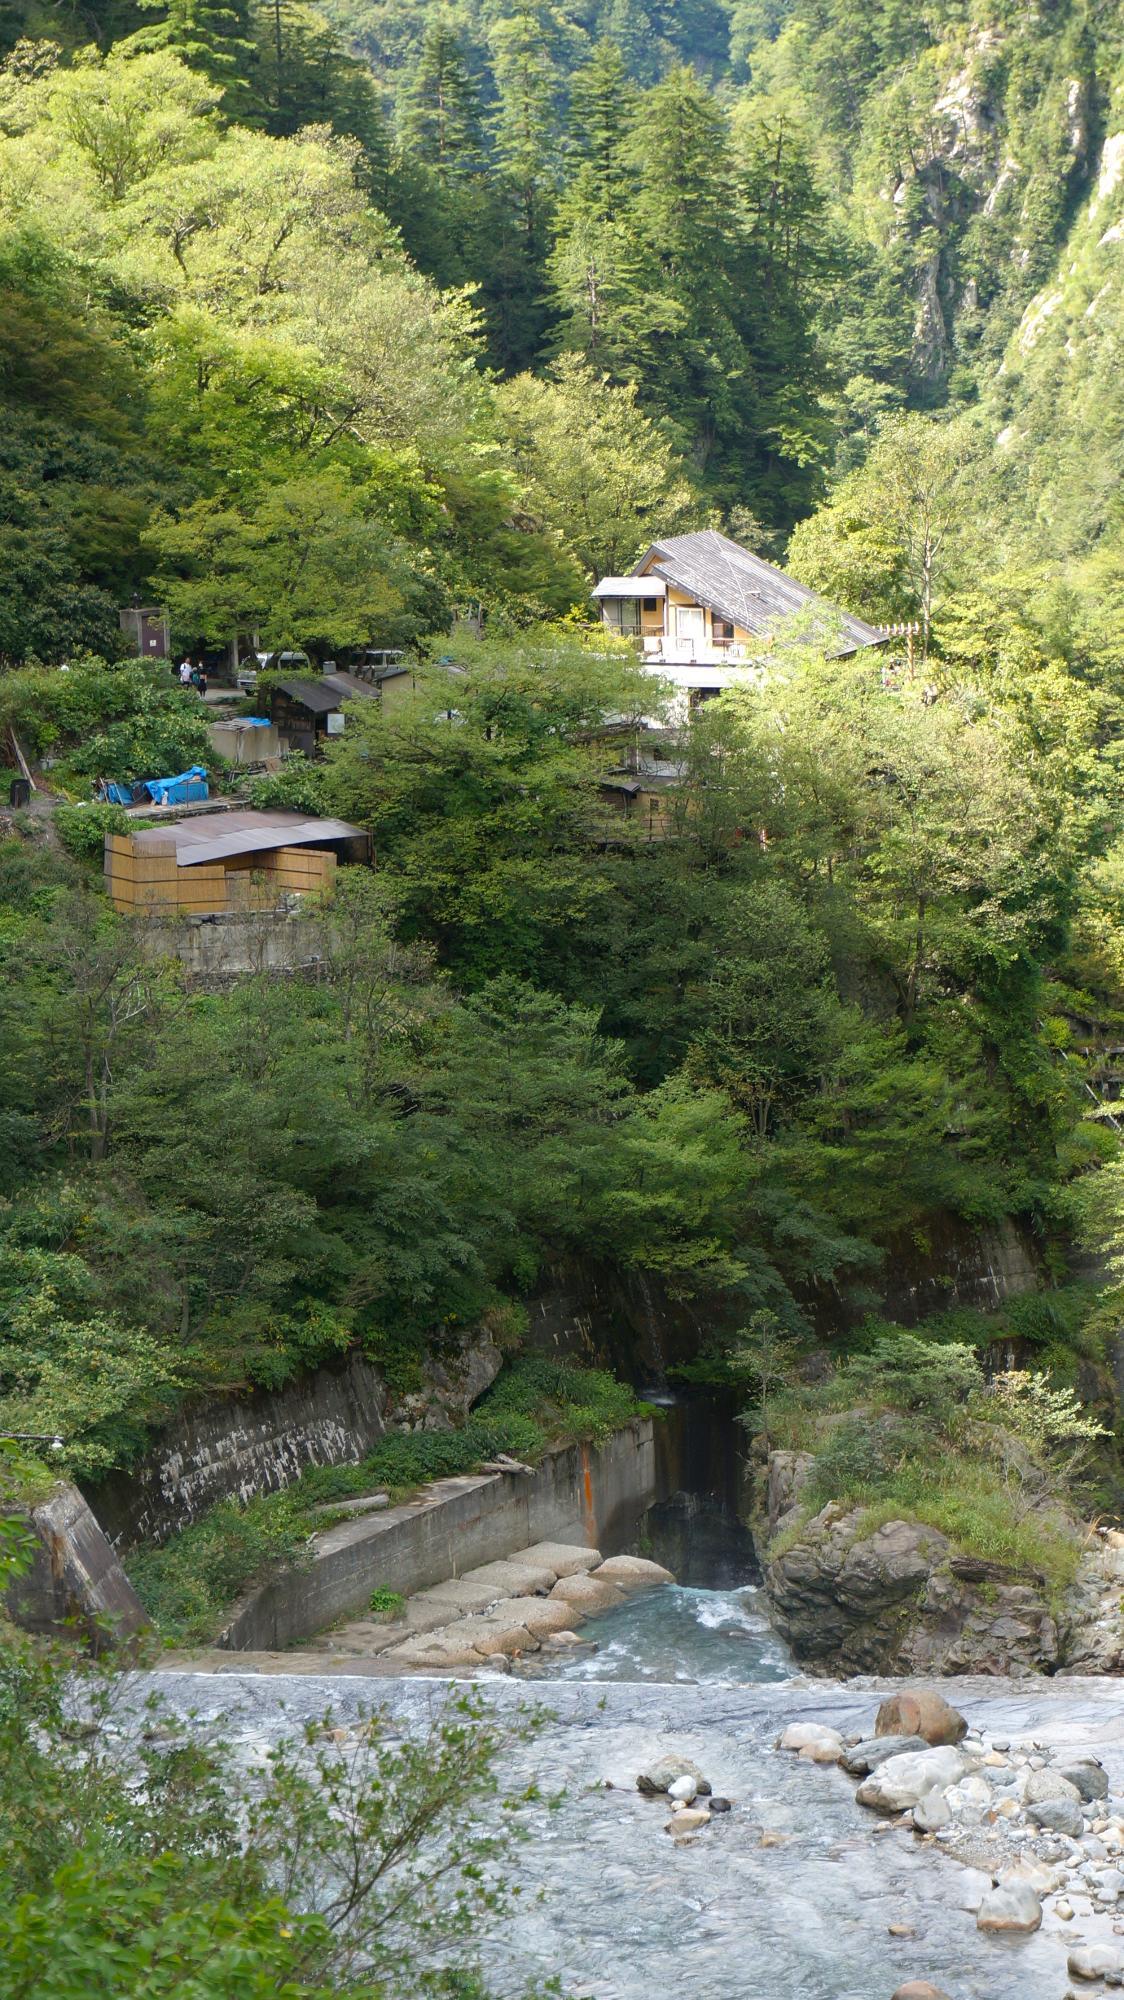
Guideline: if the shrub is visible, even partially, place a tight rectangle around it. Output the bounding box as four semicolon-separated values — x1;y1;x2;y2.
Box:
369;1586;405;1617
53;801;132;860
128;1493;314;1643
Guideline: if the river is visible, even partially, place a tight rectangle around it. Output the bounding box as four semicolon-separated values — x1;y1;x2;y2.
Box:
141;1667;1124;1999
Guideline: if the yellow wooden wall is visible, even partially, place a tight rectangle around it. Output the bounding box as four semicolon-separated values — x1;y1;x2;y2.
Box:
105;835;337;915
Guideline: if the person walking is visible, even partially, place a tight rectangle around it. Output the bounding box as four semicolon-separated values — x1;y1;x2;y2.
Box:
197;664;209;697
178;658;193;686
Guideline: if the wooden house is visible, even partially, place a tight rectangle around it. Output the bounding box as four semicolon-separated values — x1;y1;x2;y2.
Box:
592;529;885;707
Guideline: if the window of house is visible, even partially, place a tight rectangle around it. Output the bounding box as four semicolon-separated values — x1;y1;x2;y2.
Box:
642;597;659;613
603;598;641;635
713;617;735;641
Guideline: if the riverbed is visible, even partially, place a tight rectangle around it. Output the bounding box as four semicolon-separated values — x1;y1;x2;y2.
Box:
141;1665;1124;1999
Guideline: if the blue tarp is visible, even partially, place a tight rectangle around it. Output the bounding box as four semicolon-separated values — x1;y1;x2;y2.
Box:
99;782;134;806
242;716;271;727
145;765;209;806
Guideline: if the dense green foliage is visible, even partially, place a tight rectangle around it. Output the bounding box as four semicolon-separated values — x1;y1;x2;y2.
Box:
1;0;1123;1567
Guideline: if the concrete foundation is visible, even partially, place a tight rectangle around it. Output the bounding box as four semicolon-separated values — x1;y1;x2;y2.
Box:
219;1420;657;1652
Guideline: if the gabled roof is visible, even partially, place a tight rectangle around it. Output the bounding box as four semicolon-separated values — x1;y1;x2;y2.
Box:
633;530;885;657
272;673;378;713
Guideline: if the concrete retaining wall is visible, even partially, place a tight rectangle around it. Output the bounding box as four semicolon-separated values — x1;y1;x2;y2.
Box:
219;1419;658;1652
6;1484;148;1648
89;1336;504;1551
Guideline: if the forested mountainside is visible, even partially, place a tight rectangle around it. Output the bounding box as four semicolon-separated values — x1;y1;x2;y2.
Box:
2;3;1124;1572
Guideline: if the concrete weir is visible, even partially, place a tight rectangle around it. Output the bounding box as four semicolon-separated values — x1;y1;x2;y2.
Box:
219;1419;658;1652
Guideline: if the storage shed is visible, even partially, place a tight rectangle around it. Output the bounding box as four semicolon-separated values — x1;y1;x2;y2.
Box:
105;809;370;916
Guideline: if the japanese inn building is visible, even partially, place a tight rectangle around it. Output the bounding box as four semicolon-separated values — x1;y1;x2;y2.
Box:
592;529;885;711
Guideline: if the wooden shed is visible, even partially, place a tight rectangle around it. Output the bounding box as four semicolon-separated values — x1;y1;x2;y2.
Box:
105;809;370;916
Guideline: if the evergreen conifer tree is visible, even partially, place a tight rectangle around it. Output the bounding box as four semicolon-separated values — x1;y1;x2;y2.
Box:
127;0;255;107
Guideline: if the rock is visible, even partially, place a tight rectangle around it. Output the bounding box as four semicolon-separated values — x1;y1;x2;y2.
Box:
778;1721;844;1756
954;1867;995;1912
462;1558;558;1597
664;1807;710;1835
999;1861;1065;1896
708;1797;732;1814
856;1746;967;1814
515;1542;601;1577
543;1628;584;1646
593;1555;674;1590
876;1691;968;1748
765;1504;1062;1677
800;1740;845;1764
976;1882;1042;1932
668;1774;698;1803
1027;1798;1085;1839
843;1734;931;1775
765;1448;816;1533
1069;1945;1124;1981
637;1755;708;1797
1060;1762;1111;1804
550;1572;626;1616
483;1596;576;1639
912;1788;952;1833
891;1986;952;2000
1057;1898;1075;1920
887;1922;916;1937
1024;1768;1083;1807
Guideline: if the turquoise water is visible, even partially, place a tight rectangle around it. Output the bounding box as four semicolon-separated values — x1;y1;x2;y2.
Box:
526;1580;794;1685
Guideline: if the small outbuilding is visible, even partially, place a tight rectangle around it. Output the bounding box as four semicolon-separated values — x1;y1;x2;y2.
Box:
265;673;378;755
105;808;370;916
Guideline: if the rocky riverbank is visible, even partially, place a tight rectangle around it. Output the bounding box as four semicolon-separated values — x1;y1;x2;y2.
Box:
781;1684;1124;1991
756;1450;1124;1678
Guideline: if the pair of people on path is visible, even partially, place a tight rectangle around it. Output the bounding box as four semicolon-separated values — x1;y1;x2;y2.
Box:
178;658;208;695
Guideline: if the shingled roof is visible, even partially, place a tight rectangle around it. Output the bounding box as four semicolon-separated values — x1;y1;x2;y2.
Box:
633;530;884;657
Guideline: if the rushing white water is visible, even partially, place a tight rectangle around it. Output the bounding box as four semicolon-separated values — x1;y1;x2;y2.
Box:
525;1580;793;1685
140;1670;1124;2000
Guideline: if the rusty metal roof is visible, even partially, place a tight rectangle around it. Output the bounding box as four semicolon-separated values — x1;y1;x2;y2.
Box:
131;810;367;867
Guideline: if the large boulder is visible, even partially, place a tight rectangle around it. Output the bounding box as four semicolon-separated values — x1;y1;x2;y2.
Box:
1025;1796;1084;1838
842;1734;930;1775
875;1691;967;1747
765;1449;816;1534
891;1986;953;2000
637;1754;710;1797
1058;1759;1110;1803
778;1722;845;1757
856;1746;967;1814
1022;1767;1082;1807
594;1555;674;1590
516;1542;601;1577
976;1881;1042;1933
550;1571;626;1616
764;1501;1062;1676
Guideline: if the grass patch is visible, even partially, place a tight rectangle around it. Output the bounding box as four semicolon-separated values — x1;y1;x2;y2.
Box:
129;1357;650;1644
127;1491;314;1644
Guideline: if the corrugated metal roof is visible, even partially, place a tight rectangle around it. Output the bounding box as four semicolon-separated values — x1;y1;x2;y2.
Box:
132;810;367;868
321;672;378;701
273;677;339;713
633;531;885;656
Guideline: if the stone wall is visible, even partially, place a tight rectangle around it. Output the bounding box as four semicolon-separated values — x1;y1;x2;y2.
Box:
90;1335;503;1550
136;906;330;984
218;1419;658;1652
